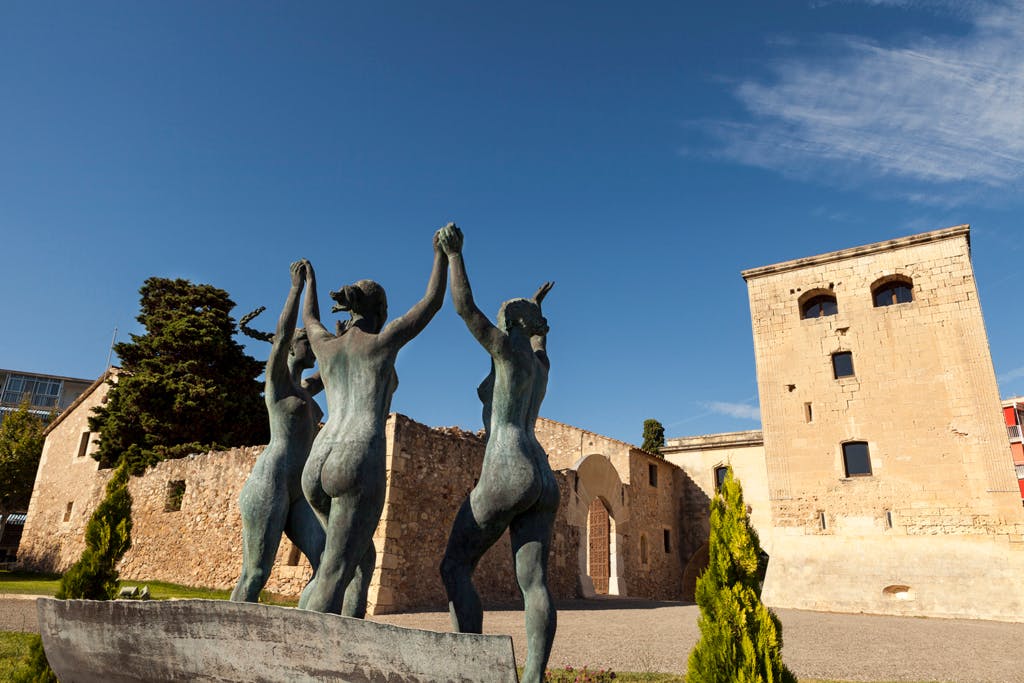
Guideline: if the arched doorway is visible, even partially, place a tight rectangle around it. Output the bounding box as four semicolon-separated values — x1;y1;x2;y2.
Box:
573;453;627;598
587;498;612;594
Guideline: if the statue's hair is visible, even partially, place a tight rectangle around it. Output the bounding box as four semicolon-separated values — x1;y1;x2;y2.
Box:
331;279;388;328
239;306;274;343
497;298;539;332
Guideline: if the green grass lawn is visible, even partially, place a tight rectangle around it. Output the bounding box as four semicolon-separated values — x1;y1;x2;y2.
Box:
0;630;38;678
0;570;296;605
0;571;60;596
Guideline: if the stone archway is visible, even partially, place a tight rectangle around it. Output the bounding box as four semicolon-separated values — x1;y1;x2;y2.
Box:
572;453;627;598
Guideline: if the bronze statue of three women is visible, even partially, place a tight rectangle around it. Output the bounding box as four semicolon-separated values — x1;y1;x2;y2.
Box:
231;224;557;681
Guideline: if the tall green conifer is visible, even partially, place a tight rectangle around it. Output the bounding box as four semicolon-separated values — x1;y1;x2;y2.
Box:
89;277;268;474
642;418;665;455
688;468;795;683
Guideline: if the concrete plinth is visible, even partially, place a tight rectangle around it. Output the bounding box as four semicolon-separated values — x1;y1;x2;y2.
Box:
37;598;518;682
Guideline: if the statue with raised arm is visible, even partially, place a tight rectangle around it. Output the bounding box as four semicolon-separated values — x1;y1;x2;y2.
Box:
231;260;326;608
299;229;449;616
437;225;557;683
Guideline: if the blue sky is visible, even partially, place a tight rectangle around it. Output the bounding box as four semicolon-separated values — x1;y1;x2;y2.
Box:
2;0;1022;444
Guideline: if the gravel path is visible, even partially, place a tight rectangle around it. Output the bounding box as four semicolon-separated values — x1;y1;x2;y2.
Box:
376;599;1024;683
5;595;1023;682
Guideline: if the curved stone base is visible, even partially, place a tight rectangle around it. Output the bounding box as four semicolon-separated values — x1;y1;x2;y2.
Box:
37;598;518;682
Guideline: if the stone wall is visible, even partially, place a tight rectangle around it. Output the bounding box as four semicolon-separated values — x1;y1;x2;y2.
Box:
19;375;113;573
535;417;636;482
22;409;598;612
663;432;770;551
368;416;581;614
619;451;685;600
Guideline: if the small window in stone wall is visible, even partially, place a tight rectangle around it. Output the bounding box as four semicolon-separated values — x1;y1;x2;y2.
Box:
663;528;671;553
164;480;186;512
832;351;854;379
648;463;658;487
77;431;91;458
286;543;301;567
714;466;729;492
640;534;648;565
63;501;74;522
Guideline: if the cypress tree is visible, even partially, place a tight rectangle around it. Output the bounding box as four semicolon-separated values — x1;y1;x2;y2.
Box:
688;467;795;683
56;463;133;600
642;418;665;455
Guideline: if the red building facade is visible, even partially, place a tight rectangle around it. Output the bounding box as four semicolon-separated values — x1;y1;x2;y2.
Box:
1003;397;1024;499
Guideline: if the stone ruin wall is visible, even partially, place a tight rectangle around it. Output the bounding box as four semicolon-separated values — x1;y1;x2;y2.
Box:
370;417;581;614
619;453;685;601
534;417;691;601
21;411;591;612
534;417;635;481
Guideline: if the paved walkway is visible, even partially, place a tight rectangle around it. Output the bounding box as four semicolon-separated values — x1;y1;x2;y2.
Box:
6;595;1023;682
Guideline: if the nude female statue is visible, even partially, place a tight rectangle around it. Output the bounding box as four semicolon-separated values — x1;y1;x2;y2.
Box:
231;260;326;608
437;225;557;683
299;230;448;615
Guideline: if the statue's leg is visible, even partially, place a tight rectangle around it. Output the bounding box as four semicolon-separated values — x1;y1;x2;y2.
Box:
284;498;327;610
340;539;376;618
303;488;382;615
231;477;288;603
440;492;510;633
509;504;557;683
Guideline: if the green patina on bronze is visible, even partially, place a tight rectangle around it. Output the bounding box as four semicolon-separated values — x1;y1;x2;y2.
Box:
437;224;557;683
231;261;326;608
300;231;448;616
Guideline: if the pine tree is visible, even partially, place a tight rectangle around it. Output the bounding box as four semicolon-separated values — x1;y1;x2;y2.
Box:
642;418;665;456
688;468;795;683
89;277;269;474
0;402;47;519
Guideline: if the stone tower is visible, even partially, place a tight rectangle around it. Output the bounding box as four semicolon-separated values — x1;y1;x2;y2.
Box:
742;225;1024;620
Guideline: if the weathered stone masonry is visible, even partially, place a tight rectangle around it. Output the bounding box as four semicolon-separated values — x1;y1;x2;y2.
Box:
21;395;690;613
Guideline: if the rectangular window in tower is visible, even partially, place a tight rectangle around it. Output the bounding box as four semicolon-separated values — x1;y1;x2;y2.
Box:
842;442;873;477
832;352;855;379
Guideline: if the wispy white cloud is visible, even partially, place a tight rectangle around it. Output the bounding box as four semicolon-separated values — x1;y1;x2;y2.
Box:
998;366;1024;383
701;401;761;421
709;1;1024;201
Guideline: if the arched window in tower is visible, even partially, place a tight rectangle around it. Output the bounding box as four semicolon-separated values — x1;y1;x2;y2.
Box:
800;293;838;319
872;276;914;307
714;465;729;492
